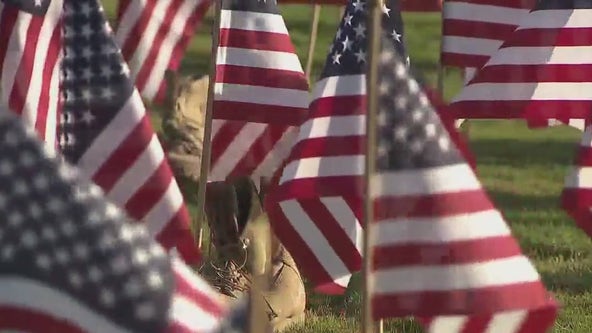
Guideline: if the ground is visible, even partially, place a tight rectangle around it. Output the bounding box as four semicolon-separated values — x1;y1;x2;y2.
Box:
102;3;592;332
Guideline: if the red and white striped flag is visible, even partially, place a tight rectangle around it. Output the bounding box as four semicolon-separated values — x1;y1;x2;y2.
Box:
115;0;211;104
208;0;309;181
58;0;200;264
0;0;62;154
265;0;407;293
441;0;536;69
449;0;592;123
370;34;557;328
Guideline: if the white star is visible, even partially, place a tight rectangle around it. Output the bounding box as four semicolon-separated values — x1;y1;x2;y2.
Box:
101;43;115;56
377;142;389;158
412;109;424;122
55;248;71;264
36;255;52;270
42;227;58;242
61;220;76;236
29;202;42;219
80;3;93;17
344;14;354;25
149;243;165;258
393;126;407;141
1;246;15;261
410;140;424;153
21;230;38;249
81;24;93;39
100;289;116;307
100;65;113;78
34;0;43;6
352;0;365;12
334;27;343;40
99;234;116;251
82;67;94;81
438;136;451;151
120;65;130;77
424;123;437;138
105;203;122;219
354;49;366;63
395;63;407;79
408;79;420;94
341;36;352;51
418;94;429;107
81;110;95;125
391;29;402;42
379;81;390;95
382;3;391;16
74;243;89;259
377;111;389;127
81;46;94;61
353;23;365;39
8;212;23;228
0;160;14;176
380;49;394;64
81;89;93;102
133;249;149;265
147;271;163;289
88;266;104;282
332;52;342;64
69;271;84;288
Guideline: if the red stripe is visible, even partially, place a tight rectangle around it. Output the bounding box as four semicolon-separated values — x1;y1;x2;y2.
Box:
515;303;558;333
471;64;592;83
374;236;522;268
125;161;172;219
374;190;495;220
92;115;152;192
0;7;18;81
450;100;592;120
219;28;297;53
444;19;517;41
156;205;201;264
309;95;366;117
226;124;289;178
299;198;362;273
574;146;592;166
0;306;85;333
173;268;226;317
133;0;184;93
8;11;44;115
215;64;309;90
372;281;549;318
34;24;61;140
116;0;132;23
441;52;490;68
502;27;592;47
210;121;245;168
445;0;536;8
270;176;364;203
265;199;348;294
120;0;158;62
285;136;364;163
213;100;307;126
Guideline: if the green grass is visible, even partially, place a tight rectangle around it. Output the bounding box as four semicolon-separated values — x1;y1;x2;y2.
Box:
102;2;592;332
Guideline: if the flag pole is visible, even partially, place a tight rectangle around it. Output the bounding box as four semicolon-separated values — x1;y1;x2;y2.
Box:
195;0;222;250
437;1;445;95
249;215;274;333
362;0;382;331
305;4;322;83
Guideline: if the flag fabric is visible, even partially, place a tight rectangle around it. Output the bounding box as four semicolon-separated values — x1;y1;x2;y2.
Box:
449;0;592;123
57;0;200;264
210;295;251;333
114;0;211;104
369;34;556;322
0;0;63;154
265;0;408;293
208;0;310;182
0;109;228;333
441;0;536;68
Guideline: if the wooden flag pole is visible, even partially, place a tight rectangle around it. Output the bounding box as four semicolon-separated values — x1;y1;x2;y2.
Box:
195;0;222;250
362;0;382;331
248;215;274;333
305;4;322;82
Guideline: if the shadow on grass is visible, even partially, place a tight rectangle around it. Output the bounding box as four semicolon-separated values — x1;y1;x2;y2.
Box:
486;189;562;212
543;268;592;295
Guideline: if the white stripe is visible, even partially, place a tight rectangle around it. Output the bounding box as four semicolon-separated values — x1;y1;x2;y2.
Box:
141;0;200;100
484;310;528;333
43;55;61;154
546;118;586;131
581;125;592;147
219;9;288;34
0;278;131;333
442;36;503;57
279;199;351;288
209;122;267;181
108;135;163;205
444;2;529;25
216;47;304;72
78;91;145;178
312;74;366;99
454;82;592;102
372;210;510;246
214;83;308;108
1;12;30;108
297;115;365;140
279;155;365;185
487;46;592;66
425;316;468;333
251;126;298;179
170;296;221;332
21;0;62;129
172;257;224;301
114;0;146;47
370;164;480;197
564;166;592;188
143;177;183;236
127;0;173;79
373;256;541;293
517;9;592;29
321;197;363;254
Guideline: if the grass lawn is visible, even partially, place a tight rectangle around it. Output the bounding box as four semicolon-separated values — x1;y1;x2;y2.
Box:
102;2;592;332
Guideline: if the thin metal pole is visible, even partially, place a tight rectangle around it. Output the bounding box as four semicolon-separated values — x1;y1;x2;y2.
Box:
195;1;222;250
305;5;322;83
362;0;382;332
437;1;446;96
249;216;273;333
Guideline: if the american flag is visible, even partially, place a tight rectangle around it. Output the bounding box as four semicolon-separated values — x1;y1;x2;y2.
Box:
0;109;228;333
265;0;407;293
208;0;310;181
57;0;200;264
210;295;251;333
449;0;592;123
114;0;211;104
369;34;557;326
0;0;62;154
441;0;536;69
